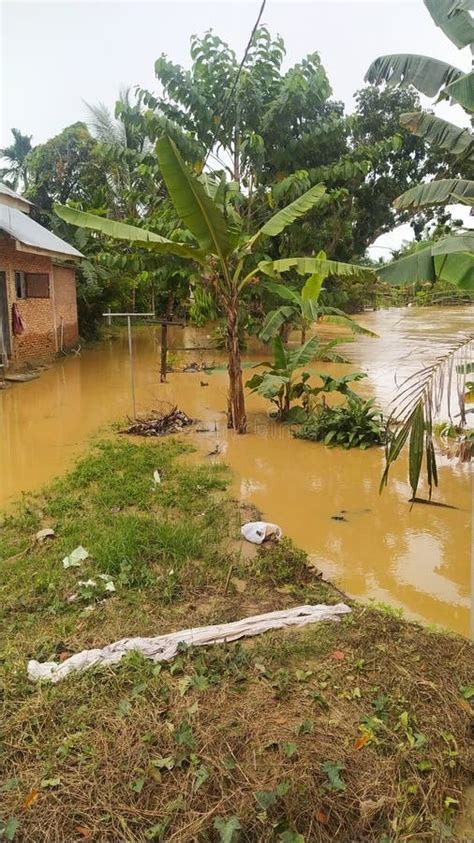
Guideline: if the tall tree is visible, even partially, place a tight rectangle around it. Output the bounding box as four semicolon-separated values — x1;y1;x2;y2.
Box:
0;128;33;190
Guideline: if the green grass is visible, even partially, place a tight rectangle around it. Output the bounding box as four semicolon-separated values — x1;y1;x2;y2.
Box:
1;437;473;843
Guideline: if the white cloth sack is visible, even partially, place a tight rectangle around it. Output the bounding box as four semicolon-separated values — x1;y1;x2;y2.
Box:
28;603;350;683
241;521;282;544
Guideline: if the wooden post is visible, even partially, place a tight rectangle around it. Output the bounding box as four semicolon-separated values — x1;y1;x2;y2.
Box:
102;312;153;419
127;315;136;419
160;321;168;383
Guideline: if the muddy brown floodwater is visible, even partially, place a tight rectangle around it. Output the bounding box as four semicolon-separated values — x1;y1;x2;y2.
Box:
0;307;471;635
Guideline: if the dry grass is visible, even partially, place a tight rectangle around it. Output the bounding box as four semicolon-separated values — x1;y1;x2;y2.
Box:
0;438;473;842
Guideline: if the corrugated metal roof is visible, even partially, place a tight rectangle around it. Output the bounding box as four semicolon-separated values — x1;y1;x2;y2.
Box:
0;182;33;206
0;204;83;258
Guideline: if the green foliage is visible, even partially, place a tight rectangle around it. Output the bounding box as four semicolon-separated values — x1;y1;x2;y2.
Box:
246;336;350;420
295;398;385;449
253;538;309;584
321;760;346;792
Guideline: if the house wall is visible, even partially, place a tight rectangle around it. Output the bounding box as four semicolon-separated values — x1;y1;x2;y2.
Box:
0;234;79;364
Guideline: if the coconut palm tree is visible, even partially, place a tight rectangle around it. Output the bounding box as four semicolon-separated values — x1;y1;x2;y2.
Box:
55;136;375;432
0;128;33;191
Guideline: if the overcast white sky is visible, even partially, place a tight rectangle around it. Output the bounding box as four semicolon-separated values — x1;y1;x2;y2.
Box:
1;0;472;255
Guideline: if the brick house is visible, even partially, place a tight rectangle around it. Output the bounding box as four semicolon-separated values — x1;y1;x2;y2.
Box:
0;183;83;368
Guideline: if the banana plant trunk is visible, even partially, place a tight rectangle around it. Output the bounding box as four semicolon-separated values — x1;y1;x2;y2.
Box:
226;287;247;434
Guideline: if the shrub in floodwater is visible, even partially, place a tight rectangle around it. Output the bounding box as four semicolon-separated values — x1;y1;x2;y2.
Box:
295;398;385;449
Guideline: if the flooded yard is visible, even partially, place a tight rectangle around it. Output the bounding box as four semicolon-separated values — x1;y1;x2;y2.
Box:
0;306;471;635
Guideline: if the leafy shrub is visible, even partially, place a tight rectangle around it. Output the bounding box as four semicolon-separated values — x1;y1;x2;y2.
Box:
294;398;385;449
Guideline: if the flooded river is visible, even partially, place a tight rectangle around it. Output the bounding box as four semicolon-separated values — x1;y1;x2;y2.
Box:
0;307;471;635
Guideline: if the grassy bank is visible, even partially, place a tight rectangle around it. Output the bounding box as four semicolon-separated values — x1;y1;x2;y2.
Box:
1;437;473;842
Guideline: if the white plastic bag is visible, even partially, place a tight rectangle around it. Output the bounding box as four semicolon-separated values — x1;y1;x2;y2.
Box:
240;521;282;545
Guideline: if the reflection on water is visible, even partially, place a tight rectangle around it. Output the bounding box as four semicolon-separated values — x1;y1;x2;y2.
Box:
0;307;471;635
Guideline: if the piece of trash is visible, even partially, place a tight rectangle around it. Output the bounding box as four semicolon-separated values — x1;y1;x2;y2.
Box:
35;528;56;542
331;515;348;522
200;381;209;387
98;575;116;592
62;546;89;569
78;579;97;588
27;603;351;682
153;470;161;485
241;522;282;545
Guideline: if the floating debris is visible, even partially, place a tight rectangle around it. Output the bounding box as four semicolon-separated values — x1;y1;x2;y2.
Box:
121;405;193;437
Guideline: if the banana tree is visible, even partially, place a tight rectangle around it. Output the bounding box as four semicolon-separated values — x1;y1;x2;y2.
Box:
56;136;375;433
365;0;474;219
246;335;367;421
259;252;375;344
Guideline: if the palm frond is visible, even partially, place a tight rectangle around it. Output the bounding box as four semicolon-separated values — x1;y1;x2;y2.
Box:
382;334;474;499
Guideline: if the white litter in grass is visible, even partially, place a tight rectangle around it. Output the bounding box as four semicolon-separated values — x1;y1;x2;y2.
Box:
153;470;161;485
27;603;351;683
98;574;116;592
62;546;89;569
35;528;56;542
78;579;97;588
241;521;282;545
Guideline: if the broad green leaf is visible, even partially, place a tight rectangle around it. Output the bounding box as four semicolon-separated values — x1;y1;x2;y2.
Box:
399;112;474;159
273;336;288;371
365;53;463;98
302;253;326;302
213;816;242;843
1;817;19;842
259;257;375;281
378;233;474;285
156;136;236;260
54;204;205;263
256;183;326;239
259;306;295;342
287;336;321;369
425;0;474;49
263;282;301;305
443;70;474;111
322;760;346;792
436;252;474;287
394;178;474;210
193;764;210;792
377;248;436;284
320;309;377;336
431;232;474;255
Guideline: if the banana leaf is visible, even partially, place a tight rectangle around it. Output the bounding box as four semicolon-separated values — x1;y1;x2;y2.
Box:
400;112;474;159
394;178;474;210
54;204;206;263
156;136;237;260
365;53;463;98
254;183;326;239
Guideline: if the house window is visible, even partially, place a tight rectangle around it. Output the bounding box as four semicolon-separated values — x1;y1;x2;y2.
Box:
15;271;26;299
25;273;50;298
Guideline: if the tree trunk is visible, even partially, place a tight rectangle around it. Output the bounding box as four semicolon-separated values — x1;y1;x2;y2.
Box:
226;289;247;433
301;326;306;344
160;322;168;383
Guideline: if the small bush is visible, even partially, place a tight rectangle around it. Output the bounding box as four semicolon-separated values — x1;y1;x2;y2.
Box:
295;398;385;449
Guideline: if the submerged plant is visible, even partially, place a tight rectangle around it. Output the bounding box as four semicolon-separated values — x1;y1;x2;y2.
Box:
295;398;385;449
245;335;351;422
